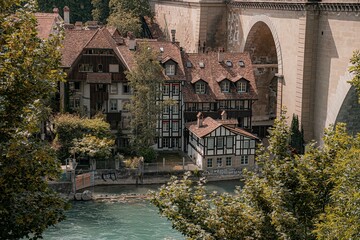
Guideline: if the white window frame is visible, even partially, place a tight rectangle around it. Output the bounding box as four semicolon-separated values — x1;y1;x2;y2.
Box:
163;84;170;95
226;157;232;166
172;104;179;114
173;84;180;95
195;82;206;94
110;99;118;111
163;121;169;131
79;64;93;72
207;158;213;168
165;64;175;76
221;81;230;93
163;106;169;114
172;121;179;132
162;138;170;148
241;155;249;165
237;81;247;93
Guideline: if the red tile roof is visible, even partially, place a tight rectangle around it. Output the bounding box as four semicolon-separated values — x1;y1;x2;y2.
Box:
35;13;62;39
182;52;258;102
186;116;258;139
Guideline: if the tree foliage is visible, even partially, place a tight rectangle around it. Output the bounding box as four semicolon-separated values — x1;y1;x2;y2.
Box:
36;0;93;23
91;0;109;24
107;0;152;37
0;1;68;238
290;114;304;154
126;44;165;151
349;50;360;102
54;113;114;161
151;114;360;239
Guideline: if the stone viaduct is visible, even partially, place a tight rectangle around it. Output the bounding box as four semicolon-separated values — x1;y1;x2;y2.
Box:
151;0;360;142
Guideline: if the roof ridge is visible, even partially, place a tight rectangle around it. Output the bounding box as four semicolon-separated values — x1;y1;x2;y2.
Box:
83;28;100;49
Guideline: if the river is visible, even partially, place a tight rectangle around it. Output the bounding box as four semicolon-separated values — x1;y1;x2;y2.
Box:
43;180;242;240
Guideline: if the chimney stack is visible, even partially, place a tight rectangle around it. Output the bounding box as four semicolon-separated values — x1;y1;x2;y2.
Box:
171;29;176;43
63;6;70;24
53;8;59;14
197;112;203;128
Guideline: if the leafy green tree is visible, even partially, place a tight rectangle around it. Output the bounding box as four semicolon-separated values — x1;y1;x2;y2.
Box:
0;0;68;238
54;113;114;161
290;114;304;154
70;134;115;159
91;0;109;24
349;50;360;102
37;0;92;23
107;0;152;37
126;44;165;152
152;114;360;239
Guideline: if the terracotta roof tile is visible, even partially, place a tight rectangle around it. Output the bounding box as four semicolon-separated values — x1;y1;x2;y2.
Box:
182;52;258;102
35;13;62;39
186;116;258;139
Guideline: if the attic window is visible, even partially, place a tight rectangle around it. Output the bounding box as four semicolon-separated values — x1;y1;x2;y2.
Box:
239;60;245;67
186;61;192;68
199;62;205;68
160;47;164;53
226;60;232;67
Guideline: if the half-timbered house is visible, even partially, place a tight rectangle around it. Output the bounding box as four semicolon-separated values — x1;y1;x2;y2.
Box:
186;113;258;171
182;51;258;131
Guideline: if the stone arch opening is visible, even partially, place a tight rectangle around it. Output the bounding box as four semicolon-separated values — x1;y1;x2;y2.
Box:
243;21;280;128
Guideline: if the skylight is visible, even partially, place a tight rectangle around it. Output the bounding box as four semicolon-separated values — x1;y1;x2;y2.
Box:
239;60;245;67
199;62;205;68
160;47;164;53
226;60;232;67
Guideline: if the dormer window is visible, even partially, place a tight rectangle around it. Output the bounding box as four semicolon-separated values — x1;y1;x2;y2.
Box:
237;80;248;93
220;80;230;93
195;82;206;94
239;60;245;67
226;60;232;67
165;64;175;76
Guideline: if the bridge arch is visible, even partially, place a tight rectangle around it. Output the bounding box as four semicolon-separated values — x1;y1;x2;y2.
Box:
241;15;283;75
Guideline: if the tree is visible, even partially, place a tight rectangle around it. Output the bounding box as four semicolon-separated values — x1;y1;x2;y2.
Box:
91;0;109;24
151;114;360;239
126;44;165;152
53;113;114;161
290;114;304;154
0;1;68;238
107;0;152;37
349;50;360;102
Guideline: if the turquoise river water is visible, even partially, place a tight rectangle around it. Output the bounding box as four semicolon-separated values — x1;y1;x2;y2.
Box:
43;180;242;240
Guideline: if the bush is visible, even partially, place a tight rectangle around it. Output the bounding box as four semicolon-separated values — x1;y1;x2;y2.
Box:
139;147;157;163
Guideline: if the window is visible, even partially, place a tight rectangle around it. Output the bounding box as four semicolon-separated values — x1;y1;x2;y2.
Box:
238;60;245;67
69;97;80;109
79;64;93;72
186;61;192;68
221;81;230;93
241;155;249;165
226;137;233;148
172;121;179;131
216;158;222;167
98;64;103;72
109;64;119;73
163;84;170;95
110;99;117;111
195;82;206;94
163;121;169;131
226;60;232;67
162;138;169;148
110;83;118;94
237;81;247;92
69;82;80;92
171;138;180;148
226;157;232;166
216;137;224;148
123;83;131;94
208;137;214;149
207;158;213;168
172;104;179;114
165;64;175;75
173;84;180;95
199;62;205;68
163;106;169;114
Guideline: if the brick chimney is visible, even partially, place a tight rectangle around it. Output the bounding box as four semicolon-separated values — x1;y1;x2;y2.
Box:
63;6;70;24
197;112;203;128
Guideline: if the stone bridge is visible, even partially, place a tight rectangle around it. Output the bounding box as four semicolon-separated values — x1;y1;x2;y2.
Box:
152;0;360;141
